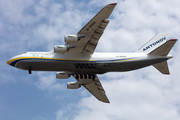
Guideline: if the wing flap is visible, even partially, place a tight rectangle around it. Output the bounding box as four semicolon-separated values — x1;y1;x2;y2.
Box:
81;20;109;53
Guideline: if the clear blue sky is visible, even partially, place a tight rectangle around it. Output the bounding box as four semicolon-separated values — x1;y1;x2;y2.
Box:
0;0;180;120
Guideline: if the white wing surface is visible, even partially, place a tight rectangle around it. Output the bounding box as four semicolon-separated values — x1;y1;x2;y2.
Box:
73;74;110;103
66;3;117;54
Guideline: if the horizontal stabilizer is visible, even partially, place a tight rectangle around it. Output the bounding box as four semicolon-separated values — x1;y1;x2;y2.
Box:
153;61;170;74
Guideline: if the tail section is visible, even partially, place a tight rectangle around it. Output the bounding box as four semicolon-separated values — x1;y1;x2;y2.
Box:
151;39;177;74
136;33;169;54
136;33;177;75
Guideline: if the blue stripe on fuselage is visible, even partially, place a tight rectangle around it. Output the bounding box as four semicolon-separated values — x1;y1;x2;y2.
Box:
9;57;139;67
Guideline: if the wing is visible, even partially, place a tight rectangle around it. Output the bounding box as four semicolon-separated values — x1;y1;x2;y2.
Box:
66;3;117;54
73;74;110;103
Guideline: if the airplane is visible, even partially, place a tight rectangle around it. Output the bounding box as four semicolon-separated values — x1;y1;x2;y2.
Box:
7;3;177;103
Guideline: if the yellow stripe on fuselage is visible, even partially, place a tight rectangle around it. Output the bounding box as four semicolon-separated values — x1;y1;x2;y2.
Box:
119;58;137;62
7;56;96;65
7;57;33;65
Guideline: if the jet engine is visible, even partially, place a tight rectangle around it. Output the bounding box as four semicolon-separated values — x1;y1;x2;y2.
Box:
56;72;70;79
64;35;79;43
67;82;81;89
54;45;68;53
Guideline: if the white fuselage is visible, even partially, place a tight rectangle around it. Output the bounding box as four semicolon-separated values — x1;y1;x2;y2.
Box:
7;52;170;74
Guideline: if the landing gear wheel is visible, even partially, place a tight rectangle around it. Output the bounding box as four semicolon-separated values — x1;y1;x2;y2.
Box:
28;67;32;74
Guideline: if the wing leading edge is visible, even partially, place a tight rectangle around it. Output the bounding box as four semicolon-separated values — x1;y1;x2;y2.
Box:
73;74;110;103
66;3;117;54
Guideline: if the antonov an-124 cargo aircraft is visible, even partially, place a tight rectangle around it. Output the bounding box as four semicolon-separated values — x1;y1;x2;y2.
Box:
7;3;177;103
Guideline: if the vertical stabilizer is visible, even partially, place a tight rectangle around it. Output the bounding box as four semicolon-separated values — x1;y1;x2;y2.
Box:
150;39;177;56
136;33;169;54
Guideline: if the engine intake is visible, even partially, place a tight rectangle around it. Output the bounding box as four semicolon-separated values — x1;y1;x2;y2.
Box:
67;82;81;89
64;35;79;43
56;72;70;79
54;45;68;53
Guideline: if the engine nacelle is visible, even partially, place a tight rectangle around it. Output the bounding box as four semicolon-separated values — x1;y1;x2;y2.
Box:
64;35;79;43
67;82;81;89
56;72;70;79
54;45;68;53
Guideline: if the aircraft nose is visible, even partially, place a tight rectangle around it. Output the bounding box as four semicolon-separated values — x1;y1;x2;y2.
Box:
7;58;15;67
7;59;11;65
7;55;20;67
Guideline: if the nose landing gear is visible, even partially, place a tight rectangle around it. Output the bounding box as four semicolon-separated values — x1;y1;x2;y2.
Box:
28;67;32;74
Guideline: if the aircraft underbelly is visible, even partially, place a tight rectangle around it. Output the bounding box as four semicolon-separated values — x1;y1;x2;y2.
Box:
16;60;66;71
